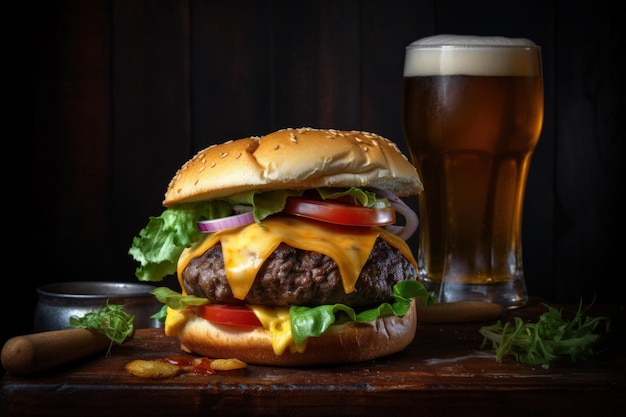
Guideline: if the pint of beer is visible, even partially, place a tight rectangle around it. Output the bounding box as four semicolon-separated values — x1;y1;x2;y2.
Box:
401;35;543;307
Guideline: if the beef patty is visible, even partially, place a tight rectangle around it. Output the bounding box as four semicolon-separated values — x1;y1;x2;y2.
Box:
182;239;417;308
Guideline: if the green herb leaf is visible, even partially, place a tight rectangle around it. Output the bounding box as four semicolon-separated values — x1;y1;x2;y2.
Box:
479;300;611;368
68;302;135;356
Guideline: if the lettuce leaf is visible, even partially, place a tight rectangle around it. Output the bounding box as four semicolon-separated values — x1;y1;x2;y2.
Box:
229;190;304;223
128;201;232;282
316;187;389;208
151;287;209;310
289;280;434;346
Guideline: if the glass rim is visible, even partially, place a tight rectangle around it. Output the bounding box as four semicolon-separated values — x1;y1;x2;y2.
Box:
406;44;541;51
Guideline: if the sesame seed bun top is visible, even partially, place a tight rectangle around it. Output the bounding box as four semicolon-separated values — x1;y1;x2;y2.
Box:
163;127;422;206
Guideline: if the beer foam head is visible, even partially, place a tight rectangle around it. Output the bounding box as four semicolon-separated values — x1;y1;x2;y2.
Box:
404;35;541;77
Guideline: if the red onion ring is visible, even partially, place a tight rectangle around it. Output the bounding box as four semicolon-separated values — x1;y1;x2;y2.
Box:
197;211;255;233
371;189;419;241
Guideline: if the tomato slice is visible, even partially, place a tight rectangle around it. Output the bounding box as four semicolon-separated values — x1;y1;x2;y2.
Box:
283;198;395;226
194;304;262;327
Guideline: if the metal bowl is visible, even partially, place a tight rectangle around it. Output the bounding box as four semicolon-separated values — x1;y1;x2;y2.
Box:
34;281;163;332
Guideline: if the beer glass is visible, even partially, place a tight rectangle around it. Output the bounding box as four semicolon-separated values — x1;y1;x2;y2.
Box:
401;35;543;308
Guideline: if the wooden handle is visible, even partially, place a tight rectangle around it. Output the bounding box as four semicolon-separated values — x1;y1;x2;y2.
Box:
1;328;112;375
416;301;506;323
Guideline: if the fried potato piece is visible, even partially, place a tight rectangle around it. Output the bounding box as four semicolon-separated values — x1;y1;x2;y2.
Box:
125;359;180;379
210;358;247;371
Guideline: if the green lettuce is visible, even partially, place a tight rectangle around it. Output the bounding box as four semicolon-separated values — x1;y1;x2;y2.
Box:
316;187;389;208
128;200;232;282
289;280;434;345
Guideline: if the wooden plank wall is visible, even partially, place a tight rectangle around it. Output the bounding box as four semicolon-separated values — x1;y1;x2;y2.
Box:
19;0;624;345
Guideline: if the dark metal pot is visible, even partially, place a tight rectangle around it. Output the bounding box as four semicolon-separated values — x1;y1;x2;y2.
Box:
34;281;163;332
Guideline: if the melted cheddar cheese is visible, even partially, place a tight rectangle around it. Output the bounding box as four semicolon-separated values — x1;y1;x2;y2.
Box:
177;216;416;299
166;215;417;354
248;305;307;355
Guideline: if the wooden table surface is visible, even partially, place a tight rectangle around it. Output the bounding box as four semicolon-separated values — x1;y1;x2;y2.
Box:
2;299;624;417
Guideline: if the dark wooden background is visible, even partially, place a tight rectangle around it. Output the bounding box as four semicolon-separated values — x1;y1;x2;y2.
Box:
16;0;624;347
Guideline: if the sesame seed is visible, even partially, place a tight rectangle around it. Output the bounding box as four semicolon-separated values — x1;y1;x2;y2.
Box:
274;144;280;150
219;152;228;158
199;166;205;173
210;161;216;168
235;152;242;159
290;133;297;143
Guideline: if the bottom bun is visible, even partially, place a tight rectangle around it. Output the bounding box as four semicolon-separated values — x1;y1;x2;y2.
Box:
175;300;418;366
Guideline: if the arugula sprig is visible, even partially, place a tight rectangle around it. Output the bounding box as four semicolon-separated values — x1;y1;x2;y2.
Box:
68;302;135;356
479;301;611;369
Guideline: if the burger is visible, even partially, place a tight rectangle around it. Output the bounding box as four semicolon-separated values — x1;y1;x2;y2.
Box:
129;127;434;366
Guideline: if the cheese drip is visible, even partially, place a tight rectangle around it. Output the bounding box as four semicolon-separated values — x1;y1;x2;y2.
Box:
249;305;308;355
177;216;416;300
163;303;306;355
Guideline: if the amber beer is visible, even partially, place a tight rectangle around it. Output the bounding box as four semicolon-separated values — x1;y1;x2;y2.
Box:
401;35;543;307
